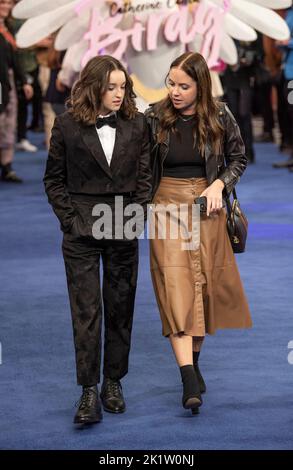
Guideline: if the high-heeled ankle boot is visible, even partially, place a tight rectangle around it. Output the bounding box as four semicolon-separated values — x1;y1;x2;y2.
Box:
180;365;202;415
193;351;206;394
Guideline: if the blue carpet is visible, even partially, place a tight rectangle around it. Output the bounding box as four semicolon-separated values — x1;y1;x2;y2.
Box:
0;134;293;450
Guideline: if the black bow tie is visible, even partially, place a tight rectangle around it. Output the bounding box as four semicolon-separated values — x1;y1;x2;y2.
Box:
96;114;117;129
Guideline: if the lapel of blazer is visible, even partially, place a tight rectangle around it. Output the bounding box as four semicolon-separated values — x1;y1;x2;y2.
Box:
80;122;113;179
110;114;133;175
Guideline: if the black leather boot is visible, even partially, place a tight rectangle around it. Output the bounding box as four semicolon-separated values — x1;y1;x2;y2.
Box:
1;163;23;183
180;365;202;415
193;351;206;394
100;378;125;414
74;385;102;425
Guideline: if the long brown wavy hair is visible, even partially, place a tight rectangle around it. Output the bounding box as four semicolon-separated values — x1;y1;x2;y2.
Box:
157;52;224;156
68;55;138;124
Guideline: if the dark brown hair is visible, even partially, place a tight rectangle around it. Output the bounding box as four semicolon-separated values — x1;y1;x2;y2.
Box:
68;55;138;124
157;52;224;155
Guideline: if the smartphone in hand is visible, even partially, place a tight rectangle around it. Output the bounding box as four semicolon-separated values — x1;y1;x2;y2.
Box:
194;196;207;213
195;196;226;214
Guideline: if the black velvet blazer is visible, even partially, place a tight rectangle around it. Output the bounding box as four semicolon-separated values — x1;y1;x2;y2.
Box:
43;110;152;233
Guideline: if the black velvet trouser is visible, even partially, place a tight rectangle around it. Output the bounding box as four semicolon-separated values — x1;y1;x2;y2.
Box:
62;233;138;386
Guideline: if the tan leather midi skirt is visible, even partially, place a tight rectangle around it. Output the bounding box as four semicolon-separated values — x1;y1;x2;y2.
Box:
149;177;252;337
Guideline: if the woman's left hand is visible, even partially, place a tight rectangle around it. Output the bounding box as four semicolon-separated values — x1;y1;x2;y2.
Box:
199;179;225;217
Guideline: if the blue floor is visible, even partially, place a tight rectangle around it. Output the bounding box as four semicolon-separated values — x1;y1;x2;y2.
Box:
0;133;293;450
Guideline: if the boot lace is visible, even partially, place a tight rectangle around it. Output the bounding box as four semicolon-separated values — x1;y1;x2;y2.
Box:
75;388;97;409
105;380;121;398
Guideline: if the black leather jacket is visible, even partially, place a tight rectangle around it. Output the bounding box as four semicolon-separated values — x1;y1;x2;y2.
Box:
44;111;152;233
145;102;247;198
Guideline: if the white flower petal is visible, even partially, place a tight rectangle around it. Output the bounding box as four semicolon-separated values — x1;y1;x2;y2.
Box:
55;11;90;50
219;32;238;65
12;0;74;19
245;0;292;9
205;0;256;41
224;13;257;41
210;0;290;40
15;2;78;48
63;41;89;72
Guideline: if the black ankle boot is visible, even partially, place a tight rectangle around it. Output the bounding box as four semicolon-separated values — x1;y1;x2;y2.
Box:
193;351;206;394
180;365;202;415
101;378;125;414
74;385;102;425
1;163;23;183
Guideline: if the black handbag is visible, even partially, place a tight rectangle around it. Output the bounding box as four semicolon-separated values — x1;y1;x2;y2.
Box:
224;188;248;253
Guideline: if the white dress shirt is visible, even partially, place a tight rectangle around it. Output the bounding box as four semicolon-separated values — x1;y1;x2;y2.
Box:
95;113;116;166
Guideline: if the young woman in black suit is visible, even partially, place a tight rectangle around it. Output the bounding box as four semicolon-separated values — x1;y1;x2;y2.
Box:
44;55;152;425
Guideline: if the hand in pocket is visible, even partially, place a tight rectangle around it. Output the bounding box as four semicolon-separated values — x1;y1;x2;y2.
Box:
70;216;81;237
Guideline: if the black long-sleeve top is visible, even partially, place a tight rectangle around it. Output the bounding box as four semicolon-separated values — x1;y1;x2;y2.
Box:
163;116;206;178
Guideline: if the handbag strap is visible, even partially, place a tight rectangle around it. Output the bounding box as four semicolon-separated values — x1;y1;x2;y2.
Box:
223;187;238;220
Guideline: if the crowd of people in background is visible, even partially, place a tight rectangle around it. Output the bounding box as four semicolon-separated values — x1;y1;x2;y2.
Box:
221;6;293;171
0;0;75;183
1;1;293;184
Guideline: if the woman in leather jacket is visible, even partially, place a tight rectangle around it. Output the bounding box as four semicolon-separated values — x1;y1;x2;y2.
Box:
145;52;252;415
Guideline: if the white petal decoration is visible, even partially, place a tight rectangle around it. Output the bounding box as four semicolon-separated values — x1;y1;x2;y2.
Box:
210;0;290;40
245;0;292;9
224;13;257;41
12;0;293;98
12;0;74;19
63;40;89;72
55;11;90;50
205;0;257;41
15;1;78;48
219;32;238;65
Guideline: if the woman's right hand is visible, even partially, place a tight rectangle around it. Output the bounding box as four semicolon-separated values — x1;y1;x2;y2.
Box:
199;179;225;217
